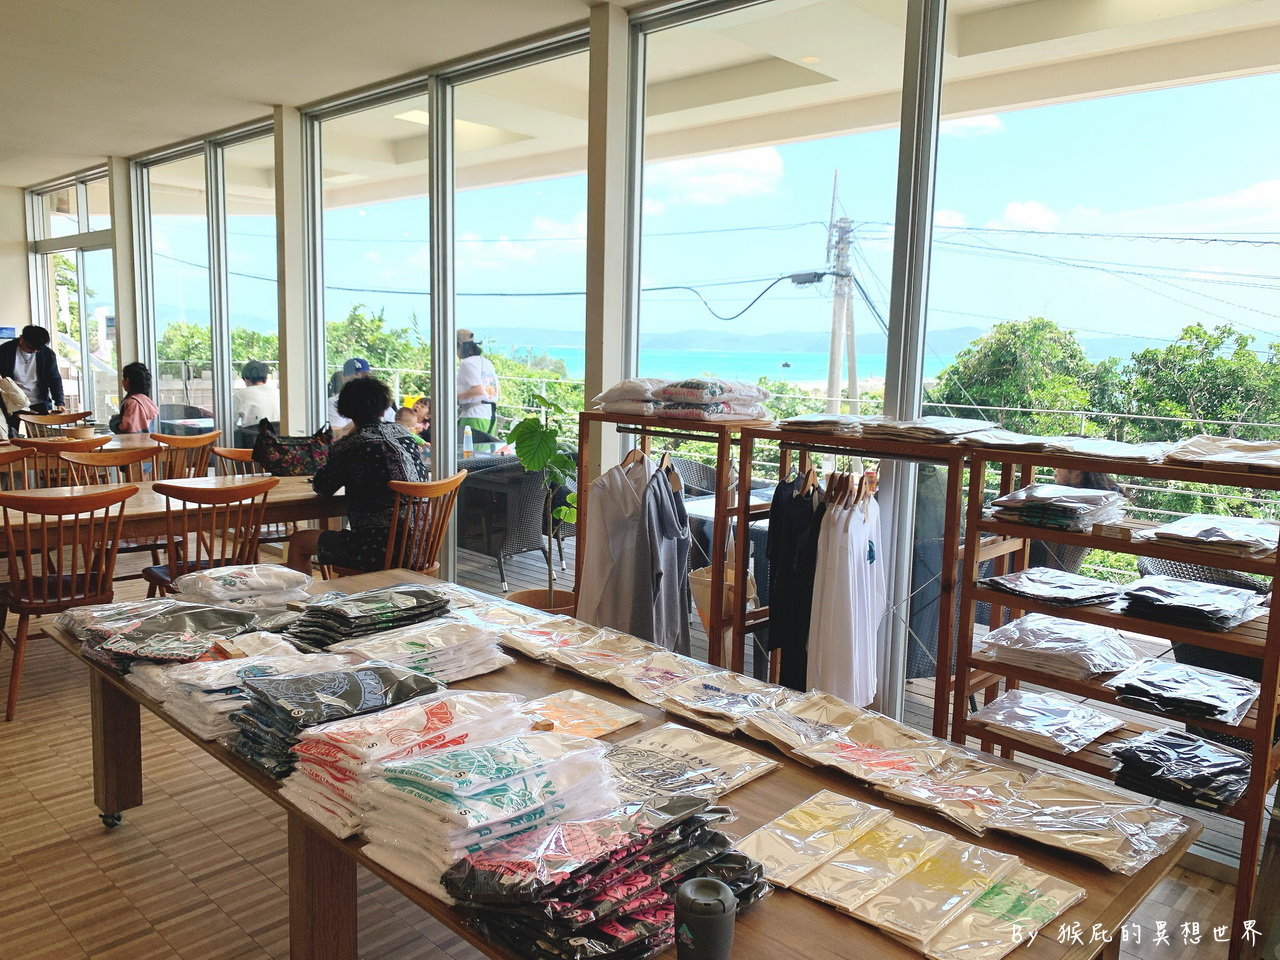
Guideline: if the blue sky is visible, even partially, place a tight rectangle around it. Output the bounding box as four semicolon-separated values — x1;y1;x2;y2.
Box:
149;69;1280;382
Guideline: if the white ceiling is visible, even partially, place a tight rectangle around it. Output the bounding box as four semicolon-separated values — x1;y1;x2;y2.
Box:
0;0;601;187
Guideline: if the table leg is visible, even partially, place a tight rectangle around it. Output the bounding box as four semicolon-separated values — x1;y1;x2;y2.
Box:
90;671;143;824
289;811;358;960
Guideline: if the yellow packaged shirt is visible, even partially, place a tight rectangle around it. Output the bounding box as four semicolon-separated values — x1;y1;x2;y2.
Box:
521;690;643;738
734;790;892;887
792;815;952;910
852;841;1021;948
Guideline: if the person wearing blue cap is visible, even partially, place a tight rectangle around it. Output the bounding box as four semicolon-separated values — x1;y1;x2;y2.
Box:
327;356;393;438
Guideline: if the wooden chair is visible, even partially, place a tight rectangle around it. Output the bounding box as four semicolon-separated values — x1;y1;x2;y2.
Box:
212;446;266;477
325;471;466;579
212;447;293;544
12;436;112;487
61;446;161;485
142;475;279;596
151;431;221;480
17;410;93;437
0;484;138;720
0;446;33;490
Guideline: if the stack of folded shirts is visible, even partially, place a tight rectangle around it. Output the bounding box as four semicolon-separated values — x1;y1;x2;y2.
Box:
955;428;1049;451
859;416;991;442
171;563;313;611
741;690;867;759
228;660;442;778
59;599;259;671
498;616;605;661
967;690;1123;756
361;733;616;899
658;401;769;422
284;691;533;837
1164;435;1280;472
543;632;663;684
603;723;778;802
1102;658;1259;724
521;691;643;738
1039;437;1173;462
989;483;1126;532
777;413;866;435
591;377;669;418
216;630;300;658
443;797;766;960
1136;514;1280;558
979;567;1122;607
977;614;1138;680
132;652;350;739
652;378;771;423
286;583;449;648
325;619;513;683
1110;729;1250;812
986;772;1187;874
878;756;1039;836
1120;575;1265;631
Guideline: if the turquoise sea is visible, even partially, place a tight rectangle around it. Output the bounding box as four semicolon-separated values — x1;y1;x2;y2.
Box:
541;347;954;385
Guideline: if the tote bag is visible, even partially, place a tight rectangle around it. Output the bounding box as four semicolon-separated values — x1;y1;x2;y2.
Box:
252;418;333;476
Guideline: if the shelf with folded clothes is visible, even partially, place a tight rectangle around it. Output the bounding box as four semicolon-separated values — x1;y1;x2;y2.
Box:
967;649;1263;739
966;445;1280;493
976;517;1278;577
970;585;1271;659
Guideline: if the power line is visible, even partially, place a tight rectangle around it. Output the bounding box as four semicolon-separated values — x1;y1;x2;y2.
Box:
855;219;1280;247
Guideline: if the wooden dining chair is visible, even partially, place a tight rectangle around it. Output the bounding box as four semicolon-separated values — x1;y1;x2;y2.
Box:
212;446;266;477
12;436;112;487
0;446;33;490
0;483;138;720
61;446;161;485
324;471;466;579
142;475;279;596
17;410;93;437
151;431;221;480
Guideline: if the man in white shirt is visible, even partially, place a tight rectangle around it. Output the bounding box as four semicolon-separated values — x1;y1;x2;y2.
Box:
0;325;65;437
456;329;500;434
233;360;280;447
327;357;395;439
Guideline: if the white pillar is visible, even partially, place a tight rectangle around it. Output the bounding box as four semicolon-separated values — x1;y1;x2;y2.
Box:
107;157;141;372
583;2;635;479
0;187;30;337
274;104;314;434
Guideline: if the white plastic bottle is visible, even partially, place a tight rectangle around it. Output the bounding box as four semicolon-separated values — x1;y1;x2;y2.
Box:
462;424;474;458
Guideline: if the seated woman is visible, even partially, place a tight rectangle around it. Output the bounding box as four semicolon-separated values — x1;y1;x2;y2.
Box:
287;377;428;574
110;362;159;433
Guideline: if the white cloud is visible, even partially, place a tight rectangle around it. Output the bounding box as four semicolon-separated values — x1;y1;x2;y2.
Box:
1110;179;1280;233
933;209;968;228
940;114;1005;137
529;210;587;242
988;200;1060;232
644;147;784;214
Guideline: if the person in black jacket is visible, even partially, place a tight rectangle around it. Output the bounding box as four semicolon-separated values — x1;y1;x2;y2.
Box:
0;325;65;437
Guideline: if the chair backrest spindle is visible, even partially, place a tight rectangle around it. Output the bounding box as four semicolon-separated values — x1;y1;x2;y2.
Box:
153;476;278;580
151;431;221;480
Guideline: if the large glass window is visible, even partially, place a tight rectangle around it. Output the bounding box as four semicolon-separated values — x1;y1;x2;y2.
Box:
39;251;86;410
39;186;79;239
146;154;214;428
318;93;432;412
639;6;906;419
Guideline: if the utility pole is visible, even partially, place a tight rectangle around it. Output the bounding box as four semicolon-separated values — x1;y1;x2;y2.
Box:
825;215;854;415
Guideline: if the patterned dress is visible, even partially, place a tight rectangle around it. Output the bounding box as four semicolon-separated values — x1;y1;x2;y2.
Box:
313;423;428;571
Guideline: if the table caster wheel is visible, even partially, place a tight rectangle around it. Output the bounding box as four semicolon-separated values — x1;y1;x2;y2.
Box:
100;813;122;829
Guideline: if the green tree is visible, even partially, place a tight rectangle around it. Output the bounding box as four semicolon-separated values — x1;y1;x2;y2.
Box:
931;317;1093;434
1124;324;1280;441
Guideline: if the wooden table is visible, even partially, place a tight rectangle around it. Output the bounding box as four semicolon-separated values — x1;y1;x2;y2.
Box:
52;569;1200;960
10;475;345;538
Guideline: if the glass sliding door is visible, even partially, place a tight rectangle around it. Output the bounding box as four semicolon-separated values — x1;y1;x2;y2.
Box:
146;154;214;430
318;92;432;414
451;49;590;595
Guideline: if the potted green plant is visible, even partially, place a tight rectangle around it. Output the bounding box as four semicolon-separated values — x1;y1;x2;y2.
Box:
505;395;578;614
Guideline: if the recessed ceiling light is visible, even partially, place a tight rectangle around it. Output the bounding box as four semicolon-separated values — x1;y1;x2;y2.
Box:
800;55;821;64
394;109;431;126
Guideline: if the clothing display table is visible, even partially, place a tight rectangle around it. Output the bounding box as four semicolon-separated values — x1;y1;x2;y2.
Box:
50;569;1198;960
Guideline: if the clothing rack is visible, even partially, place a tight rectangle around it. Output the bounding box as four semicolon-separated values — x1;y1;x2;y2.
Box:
732;424;968;734
954;446;1280;958
574;410;769;666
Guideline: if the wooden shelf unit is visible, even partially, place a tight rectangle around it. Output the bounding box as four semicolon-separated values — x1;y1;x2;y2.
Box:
731;425;969;735
574;411;769;667
954;446;1280;958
